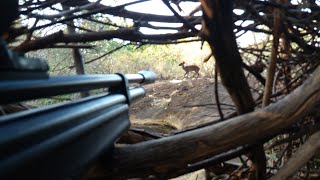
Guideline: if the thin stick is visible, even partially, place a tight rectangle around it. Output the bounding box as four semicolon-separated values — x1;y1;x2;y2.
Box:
262;2;282;107
270;131;320;180
215;64;224;121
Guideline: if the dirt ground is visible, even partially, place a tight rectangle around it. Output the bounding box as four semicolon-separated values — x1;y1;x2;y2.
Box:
130;78;235;133
128;78;262;179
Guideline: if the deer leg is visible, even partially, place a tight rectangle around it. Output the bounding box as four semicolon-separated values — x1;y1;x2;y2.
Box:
182;72;187;79
192;72;198;78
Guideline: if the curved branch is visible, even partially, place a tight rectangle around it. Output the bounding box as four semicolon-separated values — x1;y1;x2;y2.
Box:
14;29;196;52
270;130;320;180
95;65;320;179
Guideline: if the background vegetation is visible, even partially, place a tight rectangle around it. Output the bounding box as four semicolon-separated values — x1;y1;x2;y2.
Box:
27;40;214;79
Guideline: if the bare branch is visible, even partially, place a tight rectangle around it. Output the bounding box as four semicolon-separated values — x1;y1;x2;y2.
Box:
95;64;320;179
14;29;196;52
270;131;320;180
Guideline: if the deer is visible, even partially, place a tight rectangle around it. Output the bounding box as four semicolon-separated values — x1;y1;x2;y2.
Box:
178;61;200;79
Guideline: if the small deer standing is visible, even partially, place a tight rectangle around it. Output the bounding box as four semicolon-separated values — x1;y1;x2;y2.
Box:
179;62;200;79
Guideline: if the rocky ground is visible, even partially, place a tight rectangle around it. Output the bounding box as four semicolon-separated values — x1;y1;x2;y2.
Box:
130;78;236;134
129;78;243;180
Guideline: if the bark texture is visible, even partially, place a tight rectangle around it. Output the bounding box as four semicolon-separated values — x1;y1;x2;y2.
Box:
95;48;320;180
199;1;266;179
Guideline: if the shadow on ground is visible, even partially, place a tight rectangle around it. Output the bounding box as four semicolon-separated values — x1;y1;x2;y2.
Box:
130;78;235;133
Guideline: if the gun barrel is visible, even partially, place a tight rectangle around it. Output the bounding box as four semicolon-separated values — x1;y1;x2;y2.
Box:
0;71;156;179
0;87;146;179
0;71;156;104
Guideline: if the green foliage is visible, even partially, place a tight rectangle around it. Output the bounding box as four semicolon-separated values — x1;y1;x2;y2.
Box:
82;41;213;79
26;39;214;80
25;13;213;79
27;48;74;76
27;94;77;107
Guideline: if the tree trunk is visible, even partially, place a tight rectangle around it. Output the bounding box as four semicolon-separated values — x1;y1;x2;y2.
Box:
62;5;89;98
199;0;266;179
